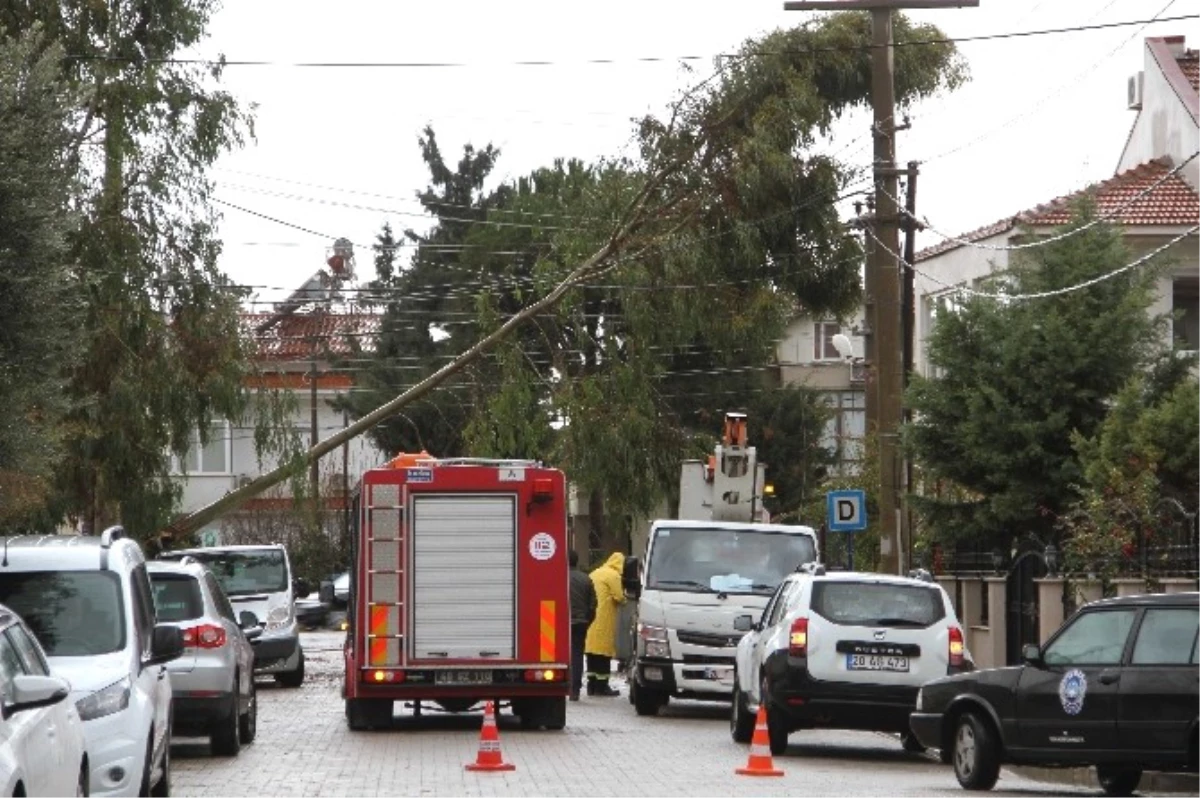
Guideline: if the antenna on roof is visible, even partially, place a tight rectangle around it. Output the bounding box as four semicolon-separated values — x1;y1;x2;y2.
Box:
2;538;9;568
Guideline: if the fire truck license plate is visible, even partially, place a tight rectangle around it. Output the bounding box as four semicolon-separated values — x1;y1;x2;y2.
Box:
435;670;493;685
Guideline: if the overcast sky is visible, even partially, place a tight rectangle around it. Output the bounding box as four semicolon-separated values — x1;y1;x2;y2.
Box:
196;0;1198;308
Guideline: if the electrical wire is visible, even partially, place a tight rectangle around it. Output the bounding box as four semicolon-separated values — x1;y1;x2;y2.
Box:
890;152;1199;253
59;14;1198;68
868;225;1198;301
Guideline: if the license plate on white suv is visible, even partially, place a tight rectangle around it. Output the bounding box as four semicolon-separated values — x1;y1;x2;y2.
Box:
846;654;909;672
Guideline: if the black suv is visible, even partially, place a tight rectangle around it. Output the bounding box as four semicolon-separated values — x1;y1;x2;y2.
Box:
909;591;1198;795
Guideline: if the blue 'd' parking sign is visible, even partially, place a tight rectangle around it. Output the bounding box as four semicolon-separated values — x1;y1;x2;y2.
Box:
826;490;867;532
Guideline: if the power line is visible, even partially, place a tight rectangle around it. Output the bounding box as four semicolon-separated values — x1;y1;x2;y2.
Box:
895;152;1199;253
60;15;1197;68
869;224;1198;301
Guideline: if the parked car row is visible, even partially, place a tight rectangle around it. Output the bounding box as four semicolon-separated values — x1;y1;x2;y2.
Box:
0;531;310;796
722;563;1198;797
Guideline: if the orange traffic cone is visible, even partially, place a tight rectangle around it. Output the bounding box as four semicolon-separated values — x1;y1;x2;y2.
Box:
465;701;516;772
735;705;784;777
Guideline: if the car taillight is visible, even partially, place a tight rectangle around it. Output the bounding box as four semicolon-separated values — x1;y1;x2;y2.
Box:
182;623;226;649
789;617;809;657
524;669;563;682
949;626;964;667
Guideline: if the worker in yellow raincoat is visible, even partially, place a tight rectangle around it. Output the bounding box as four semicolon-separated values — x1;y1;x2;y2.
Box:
584;552;626;696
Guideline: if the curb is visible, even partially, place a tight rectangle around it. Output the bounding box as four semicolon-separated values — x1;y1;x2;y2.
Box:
1007;765;1199;794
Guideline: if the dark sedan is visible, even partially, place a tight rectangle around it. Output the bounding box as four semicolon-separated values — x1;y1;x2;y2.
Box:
909;591;1198;796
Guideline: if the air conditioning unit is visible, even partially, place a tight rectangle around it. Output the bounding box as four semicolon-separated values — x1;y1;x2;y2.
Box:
1127;71;1144;111
850;361;867;384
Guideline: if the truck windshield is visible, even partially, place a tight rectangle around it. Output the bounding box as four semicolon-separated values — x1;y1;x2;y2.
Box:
645;527;816;594
166;550;288;597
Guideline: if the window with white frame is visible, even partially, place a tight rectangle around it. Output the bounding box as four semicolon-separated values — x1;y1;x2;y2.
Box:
813;321;842;361
1174;276;1199;352
819;391;866;474
171;421;231;475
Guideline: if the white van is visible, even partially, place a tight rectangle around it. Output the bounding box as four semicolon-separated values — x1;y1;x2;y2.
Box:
0;528;183;796
159;544;307;686
627;520;819;716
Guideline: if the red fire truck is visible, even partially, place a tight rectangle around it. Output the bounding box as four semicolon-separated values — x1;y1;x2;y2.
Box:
342;453;571;731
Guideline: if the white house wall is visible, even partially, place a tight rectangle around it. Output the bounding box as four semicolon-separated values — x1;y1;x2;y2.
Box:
1118;39;1200;190
174;389;388;516
913;231;1013;377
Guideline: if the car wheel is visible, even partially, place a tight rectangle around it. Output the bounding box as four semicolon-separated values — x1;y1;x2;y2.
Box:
901;732;927;753
275;650;305;688
760;676;789;756
633;681;665;717
952;712;1000;791
730;680;754;744
239;679;257;744
1096;766;1142;797
76;760;88;797
210;687;242;756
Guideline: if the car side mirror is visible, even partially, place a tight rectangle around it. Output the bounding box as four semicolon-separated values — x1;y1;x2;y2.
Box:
2;674;70;720
148;624;184;666
293;578;311;599
318;581;335;605
1022;643;1043;666
733;614;755;632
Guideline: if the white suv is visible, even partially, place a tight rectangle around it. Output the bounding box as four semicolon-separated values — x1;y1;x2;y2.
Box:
731;565;973;755
0;528;183;796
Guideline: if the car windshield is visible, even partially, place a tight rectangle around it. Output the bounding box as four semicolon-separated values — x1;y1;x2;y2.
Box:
645;527;817;595
0;571;126;656
150;574;204;622
166;550;287;597
811;581;945;627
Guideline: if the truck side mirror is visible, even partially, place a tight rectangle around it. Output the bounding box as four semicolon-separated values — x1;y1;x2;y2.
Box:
733;614;754;632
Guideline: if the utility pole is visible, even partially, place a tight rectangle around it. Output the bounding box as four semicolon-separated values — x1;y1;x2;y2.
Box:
901;160;920;570
784;0;976;575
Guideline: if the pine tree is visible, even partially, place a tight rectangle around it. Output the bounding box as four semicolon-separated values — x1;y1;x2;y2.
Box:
905;201;1165;550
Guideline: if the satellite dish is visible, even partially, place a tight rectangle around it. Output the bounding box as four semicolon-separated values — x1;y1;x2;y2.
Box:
831;333;854;360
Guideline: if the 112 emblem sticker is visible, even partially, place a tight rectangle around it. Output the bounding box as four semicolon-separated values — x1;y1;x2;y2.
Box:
1058;668;1088;716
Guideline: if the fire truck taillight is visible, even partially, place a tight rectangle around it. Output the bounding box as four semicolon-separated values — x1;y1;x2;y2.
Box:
523;669;562;682
366;670;405;683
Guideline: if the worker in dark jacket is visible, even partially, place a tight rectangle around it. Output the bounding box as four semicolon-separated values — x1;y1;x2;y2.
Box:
568;549;598;701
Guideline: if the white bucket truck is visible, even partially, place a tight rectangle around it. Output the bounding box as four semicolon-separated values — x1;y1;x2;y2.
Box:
627;413;819;716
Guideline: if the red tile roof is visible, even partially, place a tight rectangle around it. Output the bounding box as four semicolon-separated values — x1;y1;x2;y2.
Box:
916;157;1200;262
242;310;381;361
1181;49;1199;94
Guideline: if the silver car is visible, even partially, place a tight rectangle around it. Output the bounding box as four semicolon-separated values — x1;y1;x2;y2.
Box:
147;559;259;756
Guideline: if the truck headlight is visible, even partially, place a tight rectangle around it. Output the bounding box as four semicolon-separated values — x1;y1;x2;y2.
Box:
638;622;670;659
915;688;924;712
267;605;290;631
77;677;131;721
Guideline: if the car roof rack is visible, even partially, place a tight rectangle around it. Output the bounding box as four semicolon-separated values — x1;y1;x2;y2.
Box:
796;562;826;576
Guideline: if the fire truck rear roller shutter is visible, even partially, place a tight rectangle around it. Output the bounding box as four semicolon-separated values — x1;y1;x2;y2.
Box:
371;485;401;507
370;509;400;540
412;496;516;660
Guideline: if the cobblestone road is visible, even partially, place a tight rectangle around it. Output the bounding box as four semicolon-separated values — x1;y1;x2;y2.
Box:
170;632;1176;797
